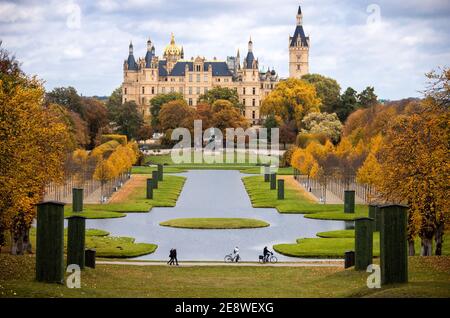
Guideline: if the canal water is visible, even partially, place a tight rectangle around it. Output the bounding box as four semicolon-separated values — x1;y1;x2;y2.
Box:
87;170;350;261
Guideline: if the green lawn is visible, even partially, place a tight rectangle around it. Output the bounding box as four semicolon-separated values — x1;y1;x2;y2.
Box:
64;175;186;218
1;254;449;297
159;218;270;229
139;151;293;175
25;228;157;258
274;229;450;258
242;175;368;220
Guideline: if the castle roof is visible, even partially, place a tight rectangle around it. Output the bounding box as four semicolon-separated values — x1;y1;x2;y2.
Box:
127;54;138;71
244;51;255;69
290;24;309;47
145;50;154;68
158;60;233;77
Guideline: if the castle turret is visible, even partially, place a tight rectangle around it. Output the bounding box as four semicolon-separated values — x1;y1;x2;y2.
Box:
127;41;138;71
244;37;256;69
145;38;155;68
289;5;309;78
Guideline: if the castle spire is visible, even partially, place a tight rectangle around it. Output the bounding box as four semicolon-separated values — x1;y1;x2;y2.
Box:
147;38;152;51
248;36;253;52
129;41;133;54
296;5;303;25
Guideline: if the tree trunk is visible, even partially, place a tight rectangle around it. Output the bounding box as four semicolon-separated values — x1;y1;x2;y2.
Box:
420;237;433;256
408;239;415;256
10;227;32;255
434;222;444;256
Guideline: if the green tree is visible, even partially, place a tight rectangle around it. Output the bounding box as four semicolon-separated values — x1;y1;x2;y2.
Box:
113;101;144;140
358;86;378;108
199;86;242;110
302;74;341;113
81;97;109;149
150;92;184;130
45;86;84;116
106;86;122;120
336;87;359;122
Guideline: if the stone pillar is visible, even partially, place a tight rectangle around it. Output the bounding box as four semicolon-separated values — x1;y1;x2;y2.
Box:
277;179;285;200
72;188;83;212
67;216;86;269
157;164;163;181
355;217;374;270
36;201;65;284
369;204;381;231
146;178;153;199
270;173;277;190
151;171;158;189
344;190;355;213
380;204;408;285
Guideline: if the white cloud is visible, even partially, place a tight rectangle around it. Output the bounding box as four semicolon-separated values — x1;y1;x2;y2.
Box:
0;0;449;100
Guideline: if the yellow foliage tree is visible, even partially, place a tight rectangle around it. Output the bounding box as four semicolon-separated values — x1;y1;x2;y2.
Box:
261;78;321;128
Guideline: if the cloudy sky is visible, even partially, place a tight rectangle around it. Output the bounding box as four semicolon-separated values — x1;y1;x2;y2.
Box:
1;0;449;99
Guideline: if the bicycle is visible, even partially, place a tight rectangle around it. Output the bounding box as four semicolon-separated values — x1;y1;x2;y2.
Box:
224;253;241;263
259;254;278;264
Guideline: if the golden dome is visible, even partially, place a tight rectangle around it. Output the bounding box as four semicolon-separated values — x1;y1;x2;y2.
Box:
164;33;182;56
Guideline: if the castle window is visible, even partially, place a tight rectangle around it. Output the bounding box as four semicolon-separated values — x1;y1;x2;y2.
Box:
252;99;256;106
142;97;145;104
243;110;246;117
204;75;208;82
151;87;155;94
261;84;263;89
189;87;192;94
217;78;221;82
252;87;256;95
297;65;301;71
124;98;127;102
196;65;201;72
252;111;256;119
242;98;246;106
196;74;200;82
142;87;145;94
243;87;246;95
204;87;208;93
124;88;127;95
188;98;193;106
189;74;193;82
196;87;200;94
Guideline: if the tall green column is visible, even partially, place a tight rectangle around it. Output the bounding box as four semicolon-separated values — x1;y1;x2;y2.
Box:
151;171;158;189
380;204;408;285
146;178;153;199
270;173;277;190
72;188;83;212
157;164;163;181
355;217;374;271
369;204;381;231
36;201;65;284
67;215;86;269
277;179;285;200
344;190;355;213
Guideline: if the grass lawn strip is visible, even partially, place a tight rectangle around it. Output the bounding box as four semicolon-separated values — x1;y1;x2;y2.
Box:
159;218;269;229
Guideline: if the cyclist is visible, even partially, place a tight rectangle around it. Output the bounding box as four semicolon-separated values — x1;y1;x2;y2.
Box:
233;246;240;262
263;246;273;263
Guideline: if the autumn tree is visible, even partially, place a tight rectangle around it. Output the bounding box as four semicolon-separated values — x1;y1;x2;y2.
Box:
149;92;184;130
301;112;343;143
260;78;321;129
0;44;73;253
211;99;248;131
159;99;195;131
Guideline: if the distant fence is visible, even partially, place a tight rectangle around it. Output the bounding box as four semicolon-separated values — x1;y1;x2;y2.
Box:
293;169;378;204
44;170;131;203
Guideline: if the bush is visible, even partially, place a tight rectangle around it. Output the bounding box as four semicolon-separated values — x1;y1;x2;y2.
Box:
280;145;297;167
101;134;127;146
91;140;120;158
296;132;328;148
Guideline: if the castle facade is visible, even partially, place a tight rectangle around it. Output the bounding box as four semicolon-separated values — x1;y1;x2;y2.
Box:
122;5;309;125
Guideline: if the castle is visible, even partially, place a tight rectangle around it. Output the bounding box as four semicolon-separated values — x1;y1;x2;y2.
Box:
122;5;309;125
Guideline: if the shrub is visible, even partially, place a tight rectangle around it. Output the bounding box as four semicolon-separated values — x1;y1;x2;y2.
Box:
100;134;128;146
296;132;328;148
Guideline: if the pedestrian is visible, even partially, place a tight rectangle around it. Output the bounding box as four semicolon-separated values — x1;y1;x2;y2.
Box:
168;248;174;265
173;248;179;266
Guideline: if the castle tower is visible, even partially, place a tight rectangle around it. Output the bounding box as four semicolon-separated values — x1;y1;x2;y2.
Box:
163;33;182;73
289;5;309;78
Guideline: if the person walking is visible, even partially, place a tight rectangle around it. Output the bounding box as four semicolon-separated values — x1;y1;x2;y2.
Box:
233;246;240;263
173;248;179;266
168;248;174;265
